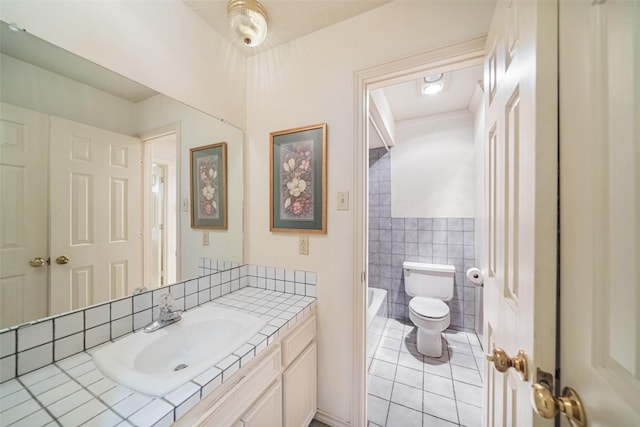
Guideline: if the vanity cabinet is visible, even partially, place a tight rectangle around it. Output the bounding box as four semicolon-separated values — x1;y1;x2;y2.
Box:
283;342;317;427
238;380;282;427
179;311;316;427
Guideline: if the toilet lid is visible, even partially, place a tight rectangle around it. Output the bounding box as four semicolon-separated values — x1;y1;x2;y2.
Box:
409;297;449;319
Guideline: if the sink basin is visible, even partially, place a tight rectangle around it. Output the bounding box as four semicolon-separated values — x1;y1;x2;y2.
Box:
93;305;266;396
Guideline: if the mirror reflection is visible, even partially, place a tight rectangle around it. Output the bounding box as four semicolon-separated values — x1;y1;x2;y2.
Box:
0;21;244;329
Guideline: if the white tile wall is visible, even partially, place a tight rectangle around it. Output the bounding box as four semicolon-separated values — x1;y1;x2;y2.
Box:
17;321;52;352
110;300;132;321
85;305;110;329
54;312;84;339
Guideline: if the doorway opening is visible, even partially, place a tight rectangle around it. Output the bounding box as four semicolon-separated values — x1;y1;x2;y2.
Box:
353;38;487;426
142;131;178;288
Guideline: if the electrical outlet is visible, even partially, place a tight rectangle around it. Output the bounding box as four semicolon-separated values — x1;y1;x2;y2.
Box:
337;191;349;210
299;236;309;255
202;232;209;246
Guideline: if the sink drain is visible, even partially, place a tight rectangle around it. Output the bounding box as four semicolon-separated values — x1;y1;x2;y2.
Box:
174;364;188;371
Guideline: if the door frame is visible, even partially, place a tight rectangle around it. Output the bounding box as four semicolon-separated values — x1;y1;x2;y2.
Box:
352;37;487;426
139;122;182;287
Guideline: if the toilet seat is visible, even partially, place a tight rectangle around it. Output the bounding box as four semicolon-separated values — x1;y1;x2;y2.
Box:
409;297;449;320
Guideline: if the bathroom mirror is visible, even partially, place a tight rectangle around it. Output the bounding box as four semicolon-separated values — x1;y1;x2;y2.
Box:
0;20;244;329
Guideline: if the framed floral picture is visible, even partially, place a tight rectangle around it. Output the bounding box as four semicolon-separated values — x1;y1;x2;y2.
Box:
190;142;227;229
270;123;327;234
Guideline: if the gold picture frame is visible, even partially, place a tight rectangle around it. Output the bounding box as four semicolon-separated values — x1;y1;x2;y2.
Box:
270;123;327;234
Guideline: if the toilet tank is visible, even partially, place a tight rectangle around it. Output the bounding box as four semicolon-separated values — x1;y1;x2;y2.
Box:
402;262;455;301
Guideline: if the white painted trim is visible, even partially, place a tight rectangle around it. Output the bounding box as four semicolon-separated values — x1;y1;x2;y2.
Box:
395;109;474;130
314;409;351;427
467;81;484;113
352;36;486;427
138;122;182;283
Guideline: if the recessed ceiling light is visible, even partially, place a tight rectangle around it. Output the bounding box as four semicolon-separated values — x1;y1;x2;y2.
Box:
422;83;444;95
423;73;443;83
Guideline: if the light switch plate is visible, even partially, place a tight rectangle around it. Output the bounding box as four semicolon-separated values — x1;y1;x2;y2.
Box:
202;232;209;246
337;192;349;210
299;236;309;255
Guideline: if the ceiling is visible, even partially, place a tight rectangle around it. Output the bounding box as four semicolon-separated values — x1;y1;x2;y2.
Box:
183;0;392;55
375;64;484;124
183;1;483;123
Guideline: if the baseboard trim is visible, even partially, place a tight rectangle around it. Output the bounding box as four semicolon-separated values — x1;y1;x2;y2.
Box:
313;409;351;427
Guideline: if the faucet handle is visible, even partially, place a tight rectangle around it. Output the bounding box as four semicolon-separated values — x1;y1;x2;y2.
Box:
158;293;174;310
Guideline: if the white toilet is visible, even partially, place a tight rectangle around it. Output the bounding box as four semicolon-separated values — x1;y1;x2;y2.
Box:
402;261;455;357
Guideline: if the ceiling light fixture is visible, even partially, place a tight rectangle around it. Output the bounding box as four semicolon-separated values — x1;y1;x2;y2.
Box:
422;83;444;95
423;73;443;83
421;73;445;95
227;0;269;47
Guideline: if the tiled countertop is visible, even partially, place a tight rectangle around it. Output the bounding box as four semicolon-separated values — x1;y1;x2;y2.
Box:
0;288;316;427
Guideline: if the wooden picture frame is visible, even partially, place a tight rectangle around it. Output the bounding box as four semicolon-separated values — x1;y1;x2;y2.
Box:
270;123;327;234
190;142;227;229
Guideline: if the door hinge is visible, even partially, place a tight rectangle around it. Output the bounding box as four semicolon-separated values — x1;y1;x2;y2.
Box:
361;271;366;283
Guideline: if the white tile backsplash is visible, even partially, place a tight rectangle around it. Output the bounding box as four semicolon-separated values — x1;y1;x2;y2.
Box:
110;300;132;321
17;343;52;375
54;312;84;339
17;321;52;352
133;293;152;313
133;310;152;331
54;332;84;361
85;305;110;329
0;356;16;383
85;324;110;349
0;330;15;358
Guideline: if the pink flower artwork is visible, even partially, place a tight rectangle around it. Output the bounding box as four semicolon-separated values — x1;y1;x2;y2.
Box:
280;140;314;221
197;154;219;220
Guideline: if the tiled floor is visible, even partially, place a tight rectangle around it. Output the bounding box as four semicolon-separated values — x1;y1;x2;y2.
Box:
368;318;484;427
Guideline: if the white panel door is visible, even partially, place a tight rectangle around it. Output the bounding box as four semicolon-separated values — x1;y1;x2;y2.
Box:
560;0;639;424
49;117;142;313
0;103;49;328
481;1;558;426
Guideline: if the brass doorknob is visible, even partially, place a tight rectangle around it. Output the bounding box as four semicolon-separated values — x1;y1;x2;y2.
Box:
531;383;587;427
56;255;70;265
29;257;47;267
486;347;529;380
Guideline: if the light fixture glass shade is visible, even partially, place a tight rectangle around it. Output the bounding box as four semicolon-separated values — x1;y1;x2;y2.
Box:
227;0;268;47
422;83;444;95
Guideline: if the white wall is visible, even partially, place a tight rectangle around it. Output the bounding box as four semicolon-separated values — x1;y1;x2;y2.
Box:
392;111;476;218
0;54;135;135
244;1;494;422
0;0;246;129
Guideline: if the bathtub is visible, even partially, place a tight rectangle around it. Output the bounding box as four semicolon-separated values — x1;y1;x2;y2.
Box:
367;287;387;369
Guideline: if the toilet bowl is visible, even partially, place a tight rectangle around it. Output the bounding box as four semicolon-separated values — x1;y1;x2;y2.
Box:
408;296;451;357
402;262;455;358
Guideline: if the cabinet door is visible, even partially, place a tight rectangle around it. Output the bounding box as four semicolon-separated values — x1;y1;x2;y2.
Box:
241;381;282;427
283;342;317;427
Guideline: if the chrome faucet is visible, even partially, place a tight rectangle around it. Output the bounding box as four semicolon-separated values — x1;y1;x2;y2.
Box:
143;293;182;333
